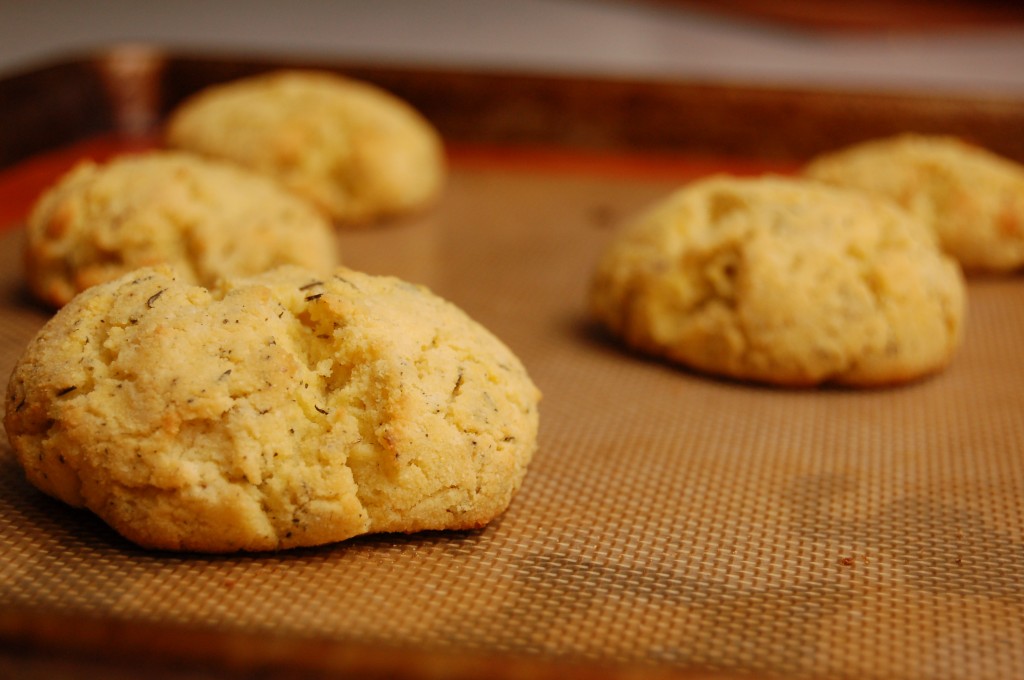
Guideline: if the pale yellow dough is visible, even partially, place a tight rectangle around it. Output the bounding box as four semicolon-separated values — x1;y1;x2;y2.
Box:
166;70;446;225
804;134;1024;273
589;175;966;387
25;151;338;308
5;266;540;552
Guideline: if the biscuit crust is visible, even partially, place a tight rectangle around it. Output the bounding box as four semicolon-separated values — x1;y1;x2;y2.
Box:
166;70;446;225
804;134;1024;273
25;151;339;308
5;266;540;552
589;175;966;387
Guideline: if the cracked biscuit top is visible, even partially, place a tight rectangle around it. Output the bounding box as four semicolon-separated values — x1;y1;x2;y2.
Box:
25;151;339;308
4;265;540;552
588;175;966;387
804;134;1024;273
165;70;446;226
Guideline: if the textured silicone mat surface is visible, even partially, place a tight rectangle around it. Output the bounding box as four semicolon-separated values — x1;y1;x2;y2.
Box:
2;163;1023;679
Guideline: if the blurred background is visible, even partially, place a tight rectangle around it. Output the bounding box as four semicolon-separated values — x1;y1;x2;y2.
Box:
2;0;1024;95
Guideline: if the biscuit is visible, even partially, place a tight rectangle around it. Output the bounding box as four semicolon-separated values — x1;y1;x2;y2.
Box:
25;151;339;308
804;134;1024;273
165;70;446;225
588;175;965;387
5;265;540;552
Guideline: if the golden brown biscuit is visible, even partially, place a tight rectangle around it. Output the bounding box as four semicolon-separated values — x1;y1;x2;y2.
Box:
804;134;1024;273
165;70;446;225
25;151;338;308
589;175;965;387
5;265;540;552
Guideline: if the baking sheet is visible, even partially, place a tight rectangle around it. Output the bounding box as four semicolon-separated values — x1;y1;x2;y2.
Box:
1;51;1023;680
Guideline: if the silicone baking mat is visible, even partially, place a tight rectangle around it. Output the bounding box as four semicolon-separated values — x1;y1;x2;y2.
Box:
2;154;1023;679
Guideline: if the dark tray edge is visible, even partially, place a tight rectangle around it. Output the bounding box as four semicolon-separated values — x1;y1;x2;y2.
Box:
2;44;1023;170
